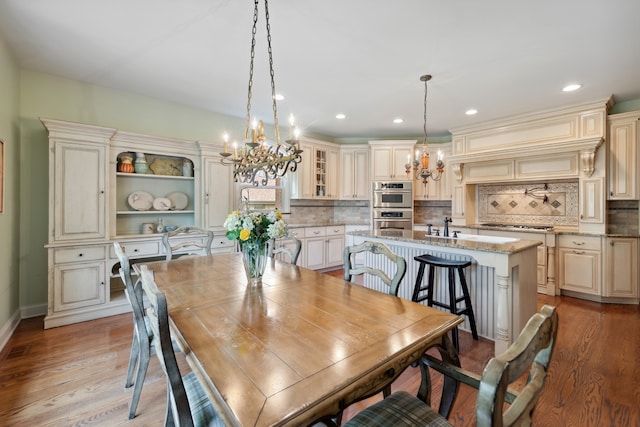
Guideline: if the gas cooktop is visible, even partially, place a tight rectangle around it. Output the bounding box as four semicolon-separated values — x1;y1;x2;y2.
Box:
480;223;554;231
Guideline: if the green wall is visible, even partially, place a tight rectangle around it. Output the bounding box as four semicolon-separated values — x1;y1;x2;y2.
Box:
17;71;262;310
0;34;20;329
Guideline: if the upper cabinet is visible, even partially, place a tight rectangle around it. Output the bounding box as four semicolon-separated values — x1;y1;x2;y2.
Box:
43;119;116;242
340;145;370;200
608;111;640;200
290;138;340;199
368;140;416;181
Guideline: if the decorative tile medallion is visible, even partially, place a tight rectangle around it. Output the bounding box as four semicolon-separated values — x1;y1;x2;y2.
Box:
478;181;579;226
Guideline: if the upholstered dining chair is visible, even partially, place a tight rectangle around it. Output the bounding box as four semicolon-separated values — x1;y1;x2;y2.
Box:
137;264;224;427
343;304;559;427
343;240;407;296
113;241;153;420
162;226;214;260
268;235;302;265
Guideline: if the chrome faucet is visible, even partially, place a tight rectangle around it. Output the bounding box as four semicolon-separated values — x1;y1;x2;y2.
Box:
443;217;452;237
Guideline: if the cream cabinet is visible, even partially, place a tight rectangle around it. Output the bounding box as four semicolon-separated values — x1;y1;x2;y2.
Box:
43;118;233;328
604;237;638;299
302;225;345;270
368;141;415;181
558;235;601;296
201;153;233;230
340;146;370;199
579;177;605;224
608;111;640;200
290;139;340;199
45;119;115;242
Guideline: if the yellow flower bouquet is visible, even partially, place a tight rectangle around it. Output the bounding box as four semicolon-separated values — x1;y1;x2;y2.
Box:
223;209;287;284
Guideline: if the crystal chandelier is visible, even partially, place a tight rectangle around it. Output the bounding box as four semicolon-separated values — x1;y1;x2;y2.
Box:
405;74;444;183
219;0;302;186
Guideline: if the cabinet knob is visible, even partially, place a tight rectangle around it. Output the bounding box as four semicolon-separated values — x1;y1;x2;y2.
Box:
134;249;139;252
78;253;83;257
610;241;615;246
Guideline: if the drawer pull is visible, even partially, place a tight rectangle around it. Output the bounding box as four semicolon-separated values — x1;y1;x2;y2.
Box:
313;231;320;235
572;250;585;255
78;253;83;257
572;241;585;246
134;249;139;252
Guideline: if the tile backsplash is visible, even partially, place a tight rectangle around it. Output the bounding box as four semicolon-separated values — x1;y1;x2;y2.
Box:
477;181;579;227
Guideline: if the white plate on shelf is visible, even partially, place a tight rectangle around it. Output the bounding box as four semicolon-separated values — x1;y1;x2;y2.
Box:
127;191;153;211
166;191;188;210
152;197;172;211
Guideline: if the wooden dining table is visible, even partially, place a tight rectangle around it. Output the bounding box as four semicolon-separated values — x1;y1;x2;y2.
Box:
140;252;462;427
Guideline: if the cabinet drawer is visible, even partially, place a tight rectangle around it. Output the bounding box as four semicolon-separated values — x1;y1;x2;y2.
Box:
305;227;327;238
55;246;106;264
110;241;160;258
558;235;601;251
287;227;305;239
211;237;234;249
326;225;345;236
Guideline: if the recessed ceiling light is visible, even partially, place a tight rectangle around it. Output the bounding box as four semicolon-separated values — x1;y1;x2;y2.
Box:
393;118;403;124
336;113;346;119
274;94;285;100
562;84;582;92
465;109;478;116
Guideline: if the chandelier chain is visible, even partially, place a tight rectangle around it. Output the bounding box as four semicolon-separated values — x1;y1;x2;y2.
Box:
245;0;259;141
423;77;428;144
264;0;280;144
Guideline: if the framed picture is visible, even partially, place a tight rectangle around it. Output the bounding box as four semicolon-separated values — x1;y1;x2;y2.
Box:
0;139;3;213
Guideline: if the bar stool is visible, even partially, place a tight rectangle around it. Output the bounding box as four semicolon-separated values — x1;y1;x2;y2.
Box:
412;253;478;351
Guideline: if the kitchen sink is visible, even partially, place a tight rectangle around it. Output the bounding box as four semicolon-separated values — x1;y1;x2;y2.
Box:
451;233;519;244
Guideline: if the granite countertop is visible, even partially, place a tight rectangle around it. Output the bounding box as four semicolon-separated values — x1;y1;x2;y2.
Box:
348;229;541;255
464;224;640;238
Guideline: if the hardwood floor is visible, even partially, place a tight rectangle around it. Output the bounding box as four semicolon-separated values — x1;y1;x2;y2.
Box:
1;275;638;426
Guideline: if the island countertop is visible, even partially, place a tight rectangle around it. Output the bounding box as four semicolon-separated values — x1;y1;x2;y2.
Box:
347;229;542;254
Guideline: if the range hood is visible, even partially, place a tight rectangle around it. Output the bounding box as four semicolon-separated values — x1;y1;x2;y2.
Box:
448;98;612;184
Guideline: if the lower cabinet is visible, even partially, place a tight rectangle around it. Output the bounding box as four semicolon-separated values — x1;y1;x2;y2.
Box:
303;225;345;270
558;235;602;296
604;237;638;298
45;232;235;328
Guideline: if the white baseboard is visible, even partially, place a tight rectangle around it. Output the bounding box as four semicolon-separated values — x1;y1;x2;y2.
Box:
21;303;47;319
0;309;21;353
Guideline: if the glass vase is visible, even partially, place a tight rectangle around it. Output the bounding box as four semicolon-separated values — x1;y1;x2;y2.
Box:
241;241;268;286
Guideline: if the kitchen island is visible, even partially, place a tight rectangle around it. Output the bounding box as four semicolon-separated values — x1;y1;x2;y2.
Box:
347;229;541;354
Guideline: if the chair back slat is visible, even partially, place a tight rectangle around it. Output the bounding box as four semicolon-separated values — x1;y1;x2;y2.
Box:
137;264;194;427
268;236;302;265
162;226;214;260
343;241;407;296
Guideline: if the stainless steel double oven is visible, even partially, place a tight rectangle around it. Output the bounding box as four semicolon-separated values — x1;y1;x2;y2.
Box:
372;181;413;231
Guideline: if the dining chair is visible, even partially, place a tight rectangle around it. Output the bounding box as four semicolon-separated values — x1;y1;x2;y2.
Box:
162;226;214;260
113;241;153;420
343;240;407;296
343;304;559;427
137;264;224;427
268;235;302;265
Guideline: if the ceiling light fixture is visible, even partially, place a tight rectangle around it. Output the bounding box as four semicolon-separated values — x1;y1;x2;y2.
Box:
405;74;444;183
465;109;478;115
336;113;346;119
393;118;403;124
219;0;302;186
562;83;582;92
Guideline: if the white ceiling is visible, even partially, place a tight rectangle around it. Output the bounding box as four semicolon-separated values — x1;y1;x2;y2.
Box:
1;0;639;140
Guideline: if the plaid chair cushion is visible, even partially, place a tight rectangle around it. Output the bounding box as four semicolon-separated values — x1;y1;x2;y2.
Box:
343;391;453;427
183;371;225;427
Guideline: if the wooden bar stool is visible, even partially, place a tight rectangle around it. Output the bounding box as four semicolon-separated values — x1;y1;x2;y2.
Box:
412;253;478;351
